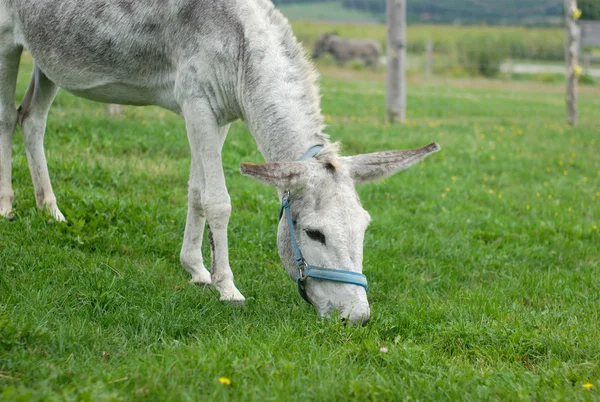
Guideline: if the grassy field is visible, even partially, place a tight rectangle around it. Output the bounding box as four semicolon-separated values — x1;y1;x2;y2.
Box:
1;54;600;400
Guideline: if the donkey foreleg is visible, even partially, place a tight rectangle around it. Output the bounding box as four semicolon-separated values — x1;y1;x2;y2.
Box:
180;185;213;285
182;100;244;303
0;43;22;219
19;66;64;221
180;123;232;286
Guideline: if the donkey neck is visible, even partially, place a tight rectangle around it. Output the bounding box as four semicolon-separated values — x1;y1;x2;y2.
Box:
238;4;328;162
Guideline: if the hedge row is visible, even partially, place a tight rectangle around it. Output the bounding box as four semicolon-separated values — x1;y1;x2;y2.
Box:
291;20;565;62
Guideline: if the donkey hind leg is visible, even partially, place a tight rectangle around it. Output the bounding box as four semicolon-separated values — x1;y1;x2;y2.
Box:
182;100;244;304
0;44;22;218
18;65;64;221
180;123;231;286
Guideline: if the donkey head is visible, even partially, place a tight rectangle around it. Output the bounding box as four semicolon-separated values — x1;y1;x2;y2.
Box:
312;32;337;59
241;142;440;324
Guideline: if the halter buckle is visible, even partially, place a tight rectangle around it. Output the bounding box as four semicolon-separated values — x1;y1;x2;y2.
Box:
297;259;308;280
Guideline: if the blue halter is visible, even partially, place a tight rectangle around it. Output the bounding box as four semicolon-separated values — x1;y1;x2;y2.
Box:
279;145;368;304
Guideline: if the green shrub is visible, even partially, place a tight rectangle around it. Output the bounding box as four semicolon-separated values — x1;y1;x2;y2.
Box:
579;74;596;86
457;32;509;77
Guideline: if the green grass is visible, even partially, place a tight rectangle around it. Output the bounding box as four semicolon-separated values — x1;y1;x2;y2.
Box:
1;54;600;401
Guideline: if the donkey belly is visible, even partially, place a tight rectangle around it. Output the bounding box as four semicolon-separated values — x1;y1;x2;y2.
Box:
13;0;180;108
63;82;174;109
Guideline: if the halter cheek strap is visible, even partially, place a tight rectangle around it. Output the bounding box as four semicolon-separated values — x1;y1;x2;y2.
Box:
279;145;369;304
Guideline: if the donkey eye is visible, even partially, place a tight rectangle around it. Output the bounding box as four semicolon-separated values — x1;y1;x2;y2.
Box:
305;229;326;245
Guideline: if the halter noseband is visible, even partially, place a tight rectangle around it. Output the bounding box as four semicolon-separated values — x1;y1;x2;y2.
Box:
279;145;368;304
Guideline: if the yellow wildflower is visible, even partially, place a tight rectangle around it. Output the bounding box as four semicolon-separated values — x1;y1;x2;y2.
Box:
593;225;598;230
583;382;593;390
498;194;502;199
536;192;541;198
574;65;582;77
583;177;588;183
573;8;582;20
488;189;494;194
548;195;553;199
218;377;232;385
441;193;446;199
526;205;530;210
564;170;568;176
446;187;451;192
452;176;457;182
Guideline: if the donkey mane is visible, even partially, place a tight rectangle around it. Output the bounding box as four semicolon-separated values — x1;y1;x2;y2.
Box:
243;0;331;159
315;142;341;164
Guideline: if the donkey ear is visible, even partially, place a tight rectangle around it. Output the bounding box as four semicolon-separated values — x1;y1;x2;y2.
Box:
341;142;440;184
240;161;312;189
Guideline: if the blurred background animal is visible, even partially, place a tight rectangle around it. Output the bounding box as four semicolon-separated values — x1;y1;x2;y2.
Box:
312;32;382;70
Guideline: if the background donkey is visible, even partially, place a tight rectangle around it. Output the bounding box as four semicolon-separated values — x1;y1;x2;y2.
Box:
0;0;438;324
313;32;382;69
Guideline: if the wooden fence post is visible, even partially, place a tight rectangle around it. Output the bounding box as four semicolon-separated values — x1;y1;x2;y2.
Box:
425;39;433;76
386;0;406;123
564;0;579;126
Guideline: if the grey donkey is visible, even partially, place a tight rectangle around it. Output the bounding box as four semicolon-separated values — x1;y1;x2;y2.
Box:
313;32;382;70
0;0;439;324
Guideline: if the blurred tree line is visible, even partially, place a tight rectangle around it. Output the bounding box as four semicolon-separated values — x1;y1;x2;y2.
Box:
579;0;600;20
272;0;600;25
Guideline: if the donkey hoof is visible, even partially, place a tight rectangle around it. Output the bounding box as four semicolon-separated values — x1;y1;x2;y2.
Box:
223;298;246;307
188;266;212;287
52;209;66;223
190;275;212;287
41;202;66;223
219;290;246;306
0;201;13;220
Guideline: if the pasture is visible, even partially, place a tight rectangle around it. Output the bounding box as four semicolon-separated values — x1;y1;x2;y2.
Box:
1;54;599;400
